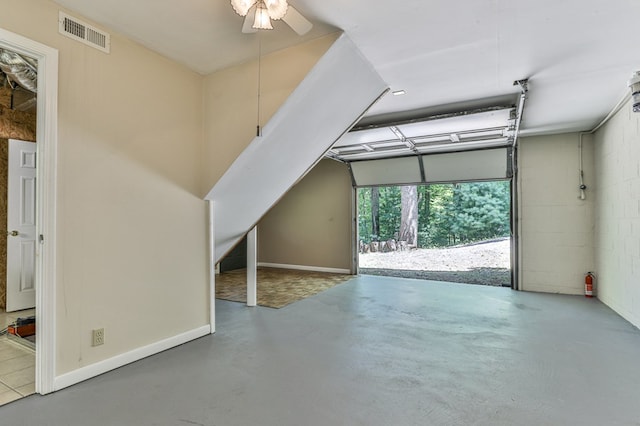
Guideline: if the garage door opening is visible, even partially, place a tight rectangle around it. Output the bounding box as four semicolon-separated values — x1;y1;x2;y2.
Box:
357;180;512;287
330;106;522;288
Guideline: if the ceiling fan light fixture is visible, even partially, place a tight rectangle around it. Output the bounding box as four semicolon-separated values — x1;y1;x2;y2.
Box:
253;2;273;30
265;0;288;20
233;0;311;35
230;0;257;16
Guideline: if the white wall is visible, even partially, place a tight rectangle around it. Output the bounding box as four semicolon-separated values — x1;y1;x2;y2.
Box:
0;0;208;377
518;133;595;294
594;99;640;328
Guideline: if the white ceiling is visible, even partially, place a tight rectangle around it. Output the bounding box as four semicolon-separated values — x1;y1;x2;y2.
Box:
53;0;640;135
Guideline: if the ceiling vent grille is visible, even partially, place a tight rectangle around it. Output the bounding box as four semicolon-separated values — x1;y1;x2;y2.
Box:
58;12;110;53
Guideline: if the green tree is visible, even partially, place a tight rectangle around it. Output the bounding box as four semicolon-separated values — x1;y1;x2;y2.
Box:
378;186;401;240
446;181;510;243
359;181;510;248
423;184;454;247
358;187;372;242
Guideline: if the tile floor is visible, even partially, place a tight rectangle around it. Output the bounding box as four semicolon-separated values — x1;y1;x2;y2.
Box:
0;308;35;406
216;267;354;308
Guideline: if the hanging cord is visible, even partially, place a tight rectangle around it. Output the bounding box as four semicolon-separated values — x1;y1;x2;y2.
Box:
256;35;262;137
577;89;631;200
578;133;587;200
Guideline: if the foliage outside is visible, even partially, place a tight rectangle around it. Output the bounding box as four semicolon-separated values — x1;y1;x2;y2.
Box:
358;181;511;248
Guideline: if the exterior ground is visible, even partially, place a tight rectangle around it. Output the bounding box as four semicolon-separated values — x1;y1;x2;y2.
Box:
358;238;511;286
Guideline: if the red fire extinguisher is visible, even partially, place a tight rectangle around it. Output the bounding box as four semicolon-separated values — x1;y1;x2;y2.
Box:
585;272;595;298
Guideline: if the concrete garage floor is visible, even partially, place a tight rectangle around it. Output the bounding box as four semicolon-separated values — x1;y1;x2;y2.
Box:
2;275;640;425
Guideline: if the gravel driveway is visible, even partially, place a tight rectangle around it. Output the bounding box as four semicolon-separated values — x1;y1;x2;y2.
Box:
358;238;511;286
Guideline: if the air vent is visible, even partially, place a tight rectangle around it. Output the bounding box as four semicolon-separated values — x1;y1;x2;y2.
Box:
58;12;110;53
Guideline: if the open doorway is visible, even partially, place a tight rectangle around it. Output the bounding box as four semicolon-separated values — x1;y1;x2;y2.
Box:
0;27;58;401
357;180;512;287
0;48;38;404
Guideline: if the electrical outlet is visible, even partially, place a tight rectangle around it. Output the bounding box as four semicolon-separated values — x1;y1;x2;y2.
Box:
92;328;105;346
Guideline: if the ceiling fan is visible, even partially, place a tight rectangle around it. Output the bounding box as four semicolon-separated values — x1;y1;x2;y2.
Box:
230;0;313;35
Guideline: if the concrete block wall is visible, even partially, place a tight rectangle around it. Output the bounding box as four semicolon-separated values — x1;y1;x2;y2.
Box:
518;133;595;294
594;99;640;329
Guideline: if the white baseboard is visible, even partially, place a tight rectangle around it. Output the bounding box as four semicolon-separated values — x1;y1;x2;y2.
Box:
53;325;211;391
257;262;350;275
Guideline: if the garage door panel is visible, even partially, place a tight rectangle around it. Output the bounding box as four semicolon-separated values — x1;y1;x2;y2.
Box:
351;156;422;186
351;148;510;186
422;148;509;182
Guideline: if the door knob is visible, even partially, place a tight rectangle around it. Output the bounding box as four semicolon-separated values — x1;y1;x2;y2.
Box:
7;230;18;237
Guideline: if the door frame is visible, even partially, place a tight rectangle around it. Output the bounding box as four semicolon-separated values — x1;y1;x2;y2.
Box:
0;28;59;394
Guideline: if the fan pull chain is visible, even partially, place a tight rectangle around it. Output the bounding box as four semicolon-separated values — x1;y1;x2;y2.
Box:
256;35;262;137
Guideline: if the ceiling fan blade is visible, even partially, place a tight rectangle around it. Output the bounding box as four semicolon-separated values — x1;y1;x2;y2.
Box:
282;5;313;35
242;7;258;33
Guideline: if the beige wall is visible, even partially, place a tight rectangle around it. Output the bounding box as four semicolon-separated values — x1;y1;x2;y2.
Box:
518;133;595;294
257;159;353;271
594;99;640;328
0;0;208;375
201;33;339;196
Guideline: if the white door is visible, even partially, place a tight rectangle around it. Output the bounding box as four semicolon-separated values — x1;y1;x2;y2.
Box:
6;139;37;312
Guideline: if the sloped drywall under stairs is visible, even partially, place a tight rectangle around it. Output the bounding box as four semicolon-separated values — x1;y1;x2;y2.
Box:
206;34;387;263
